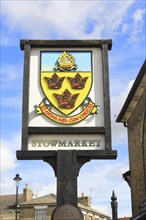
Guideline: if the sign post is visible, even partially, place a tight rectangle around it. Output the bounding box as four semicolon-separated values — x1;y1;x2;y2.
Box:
17;40;117;219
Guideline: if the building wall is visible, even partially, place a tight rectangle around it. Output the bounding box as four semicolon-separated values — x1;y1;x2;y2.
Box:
0;214;15;220
20;207;34;220
127;89;146;215
46;206;55;220
19;205;109;220
20;205;55;220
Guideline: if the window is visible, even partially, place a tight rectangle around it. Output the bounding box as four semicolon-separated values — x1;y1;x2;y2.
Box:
82;210;86;220
88;213;93;220
34;206;47;220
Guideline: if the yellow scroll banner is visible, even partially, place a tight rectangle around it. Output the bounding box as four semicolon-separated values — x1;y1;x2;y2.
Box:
35;98;98;125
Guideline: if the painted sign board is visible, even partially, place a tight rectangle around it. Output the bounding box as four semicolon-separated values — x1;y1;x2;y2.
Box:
17;40;116;160
28;134;105;151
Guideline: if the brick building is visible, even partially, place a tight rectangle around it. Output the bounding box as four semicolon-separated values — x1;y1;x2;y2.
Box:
0;194;23;220
116;60;146;220
0;184;33;220
0;184;111;220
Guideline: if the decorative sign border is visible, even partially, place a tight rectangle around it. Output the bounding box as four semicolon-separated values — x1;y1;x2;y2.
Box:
17;40;116;160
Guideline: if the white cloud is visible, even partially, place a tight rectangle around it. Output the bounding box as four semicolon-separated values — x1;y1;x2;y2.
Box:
111;80;134;146
1;143;17;172
0;36;17;46
122;23;129;34
1;63;23;83
128;8;145;44
1;176;17;195
133;8;145;23
1;1;135;41
1;63;23;110
78;159;131;217
32;180;56;198
1;96;22;109
1;133;21;173
1;64;22;80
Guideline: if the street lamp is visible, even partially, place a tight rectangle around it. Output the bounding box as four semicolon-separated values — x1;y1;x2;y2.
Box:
13;173;22;220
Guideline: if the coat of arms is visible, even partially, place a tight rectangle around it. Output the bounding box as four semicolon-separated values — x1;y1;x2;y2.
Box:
35;51;98;124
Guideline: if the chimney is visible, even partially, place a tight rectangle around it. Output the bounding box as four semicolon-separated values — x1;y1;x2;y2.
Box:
78;193;91;207
23;183;33;201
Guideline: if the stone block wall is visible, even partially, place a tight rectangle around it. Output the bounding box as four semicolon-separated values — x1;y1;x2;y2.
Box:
20;205;55;220
128;89;146;215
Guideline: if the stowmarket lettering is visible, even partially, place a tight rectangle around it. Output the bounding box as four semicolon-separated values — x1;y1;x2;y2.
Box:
31;139;102;148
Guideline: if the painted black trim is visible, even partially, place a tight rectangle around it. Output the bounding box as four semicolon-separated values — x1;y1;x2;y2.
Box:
28;127;105;134
21;44;30;150
102;44;112;150
16;150;117;160
20;39;112;50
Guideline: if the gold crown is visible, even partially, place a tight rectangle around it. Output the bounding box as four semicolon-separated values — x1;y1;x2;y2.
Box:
44;73;65;89
53;89;79;109
55;51;78;71
67;73;88;89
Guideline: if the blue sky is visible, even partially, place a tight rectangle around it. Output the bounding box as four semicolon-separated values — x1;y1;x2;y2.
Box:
1;0;146;217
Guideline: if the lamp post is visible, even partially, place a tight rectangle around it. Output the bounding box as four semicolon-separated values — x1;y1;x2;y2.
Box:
13;173;22;220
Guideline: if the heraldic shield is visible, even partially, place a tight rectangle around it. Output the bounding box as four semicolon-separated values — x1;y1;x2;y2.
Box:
40;51;92;116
